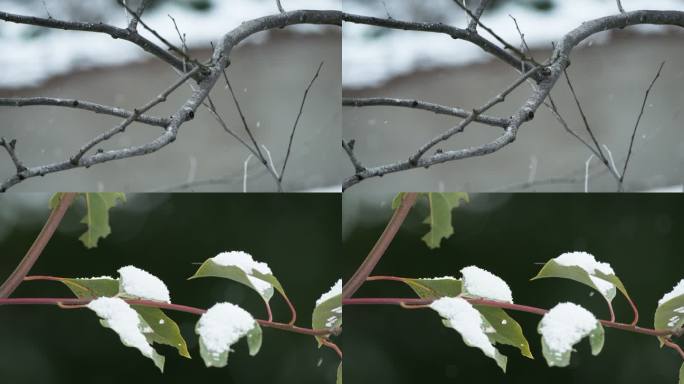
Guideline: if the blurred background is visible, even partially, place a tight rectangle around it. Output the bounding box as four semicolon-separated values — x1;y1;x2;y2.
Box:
343;0;684;192
0;193;341;383
0;0;342;192
343;192;684;383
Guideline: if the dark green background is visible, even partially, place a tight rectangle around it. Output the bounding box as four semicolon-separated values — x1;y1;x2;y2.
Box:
0;193;341;384
343;193;684;384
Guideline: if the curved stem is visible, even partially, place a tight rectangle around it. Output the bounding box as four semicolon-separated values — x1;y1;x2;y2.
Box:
627;295;640;326
263;298;273;322
282;293;298;325
342;192;419;299
0;297;334;337
342;297;674;338
604;296;616;322
0;193;77;298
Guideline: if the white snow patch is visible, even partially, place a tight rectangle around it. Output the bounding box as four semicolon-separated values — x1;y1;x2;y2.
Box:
316;279;342;306
430;297;496;358
211;251;273;297
460;266;513;303
659;279;684;305
196;302;256;360
674;307;684;314
117;265;171;303
554;252;616;298
419;275;458;281
87;297;156;359
78;275;115;280
539;302;598;354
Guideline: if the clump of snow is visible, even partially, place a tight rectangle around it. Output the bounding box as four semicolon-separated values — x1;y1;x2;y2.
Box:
316;279;342;306
196;302;256;363
419;275;458;281
87;297;162;365
554;252;616;298
77;276;115;280
539;302;598;355
659;279;684;305
460;266;513;303
211;251;273;297
117;265;171;303
430;297;497;358
326;306;343;328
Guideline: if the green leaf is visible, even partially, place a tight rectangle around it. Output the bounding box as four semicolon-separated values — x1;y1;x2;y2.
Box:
391;192;406;209
531;255;631;304
246;324;263;356
337;363;342;384
312;292;342;345
538;303;604;367
196;314;262;368
189;257;288;305
55;277;189;359
400;277;462;299
654;288;684;343
133;305;191;358
475;306;533;359
77;193;126;249
679;362;683;384
420;192;468;249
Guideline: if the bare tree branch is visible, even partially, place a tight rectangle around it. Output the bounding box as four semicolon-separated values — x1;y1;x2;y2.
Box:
343;10;684;190
127;0;149;31
276;0;285;13
279;61;324;182
1;9;343;192
0;9;194;79
620;61;665;183
0;97;170;127
617;0;626;13
563;68;608;163
342;97;510;128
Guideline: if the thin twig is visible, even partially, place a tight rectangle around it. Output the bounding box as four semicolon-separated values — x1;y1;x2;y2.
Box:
223;69;266;162
468;0;491;31
564;68;607;163
342;140;366;173
128;0;149;31
620;61;665;184
0;138;28;174
585;154;595;192
276;0;285;13
0;193;77;298
279;61;324;182
616;0;626;13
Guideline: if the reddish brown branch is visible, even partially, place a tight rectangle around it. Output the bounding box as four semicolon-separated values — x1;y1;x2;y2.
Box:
0;193;77;298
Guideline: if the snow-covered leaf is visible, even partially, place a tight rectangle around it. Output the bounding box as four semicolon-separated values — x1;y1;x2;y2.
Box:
53;193;126;249
312;279;342;345
401;276;462;298
654;279;684;342
538;302;604;367
117;265;170;303
57;275;189;358
460;265;513;303
532;252;630;304
190;251;289;305
196;302;262;368
87;297;165;372
391;192;468;249
430;297;507;372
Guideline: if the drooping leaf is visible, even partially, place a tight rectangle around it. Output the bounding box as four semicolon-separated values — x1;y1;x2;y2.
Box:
431;297;507;372
475;306;533;359
189;253;290;307
87;297;166;372
133;305;191;358
55;277;189;359
531;253;631;304
312;289;342;345
421;192;468;249
78;193;126;249
337;362;342;384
